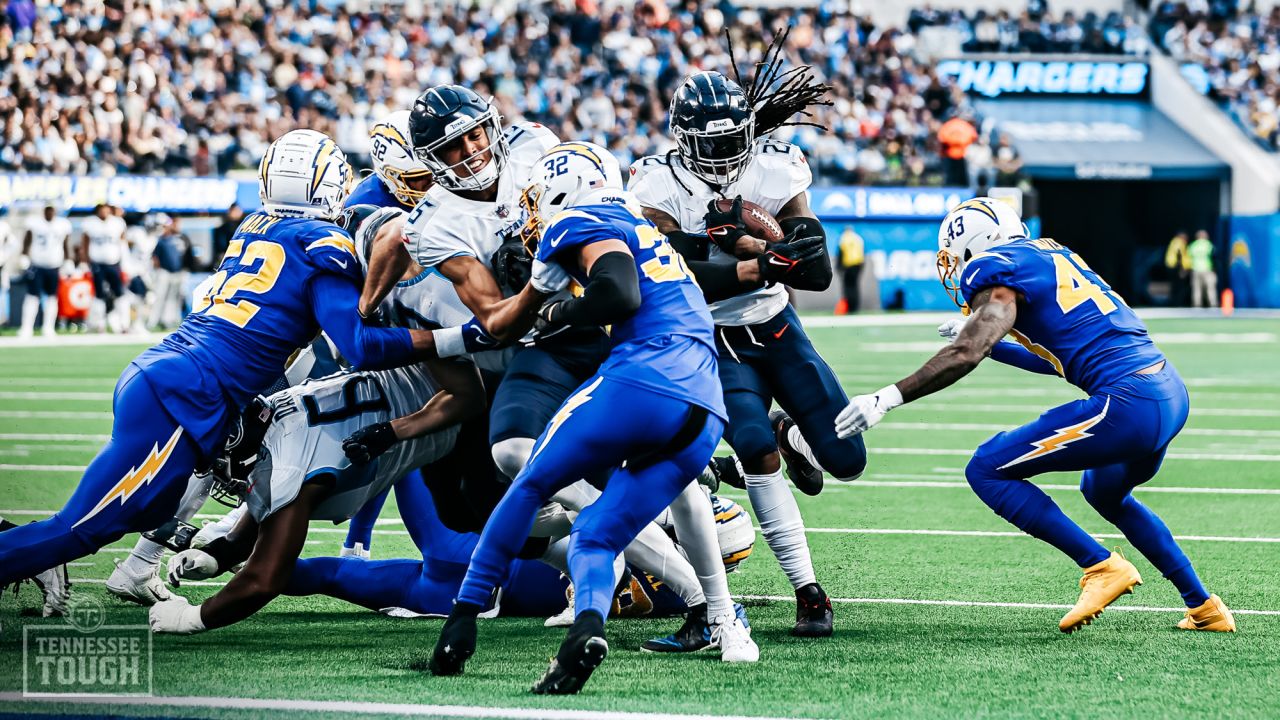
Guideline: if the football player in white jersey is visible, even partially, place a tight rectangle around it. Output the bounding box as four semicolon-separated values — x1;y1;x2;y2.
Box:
81;203;130;333
629;52;868;638
19;205;72;338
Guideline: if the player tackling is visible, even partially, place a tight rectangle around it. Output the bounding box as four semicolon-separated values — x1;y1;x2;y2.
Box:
836;197;1235;634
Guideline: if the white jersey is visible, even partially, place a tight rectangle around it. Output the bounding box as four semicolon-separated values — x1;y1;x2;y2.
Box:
82;215;127;265
380;262;515;373
628;139;812;326
122;226;152;281
246;363;458;524
0;221;14;276
25;216;72;268
403;122;559;271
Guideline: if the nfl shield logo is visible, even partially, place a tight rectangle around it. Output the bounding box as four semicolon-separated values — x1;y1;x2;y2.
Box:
496;204;509;219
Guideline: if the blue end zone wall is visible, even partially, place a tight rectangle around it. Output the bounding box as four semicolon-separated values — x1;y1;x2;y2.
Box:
1228;214;1280;308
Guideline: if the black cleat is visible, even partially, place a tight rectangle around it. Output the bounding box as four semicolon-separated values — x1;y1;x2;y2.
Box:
771;410;824;496
793;583;834;638
428;604;480;676
702;455;745;493
531;610;609;695
641;603;711;653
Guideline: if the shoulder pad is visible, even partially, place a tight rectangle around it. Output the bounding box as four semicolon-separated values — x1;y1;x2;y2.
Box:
627;154;671;188
537;209;612;263
302;224;362;282
505;122;560;156
960;251;1022;304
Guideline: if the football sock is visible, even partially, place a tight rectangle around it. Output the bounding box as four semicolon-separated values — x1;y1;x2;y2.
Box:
966;469;1110;568
1080;468;1210;607
20;295;38;334
344;487;391;551
120;537;166;575
745;469;817;589
41;297;57;334
668;483;733;619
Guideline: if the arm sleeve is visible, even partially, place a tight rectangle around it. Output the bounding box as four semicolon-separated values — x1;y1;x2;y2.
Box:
551;252;641;327
779;215;833;291
990;339;1060;376
687;259;764;303
309;273;415;371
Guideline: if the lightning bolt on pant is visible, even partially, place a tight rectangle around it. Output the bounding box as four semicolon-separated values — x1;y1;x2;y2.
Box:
455;374;724;622
0;364;202;585
964;363;1209;606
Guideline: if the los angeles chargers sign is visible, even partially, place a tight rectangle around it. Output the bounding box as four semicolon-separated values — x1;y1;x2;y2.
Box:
936;59;1149;98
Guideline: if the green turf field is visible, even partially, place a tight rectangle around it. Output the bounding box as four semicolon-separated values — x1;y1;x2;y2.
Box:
1;316;1277;719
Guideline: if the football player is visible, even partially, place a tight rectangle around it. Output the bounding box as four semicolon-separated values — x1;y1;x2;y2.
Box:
357;87;733;637
428;141;752;694
629;47;865;637
81;203;130;333
18;204;72;338
836;197;1235;633
148;333;488;633
0;130;438;587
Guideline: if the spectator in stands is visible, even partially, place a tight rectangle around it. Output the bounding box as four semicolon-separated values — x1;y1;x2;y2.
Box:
148;216;193;330
836;225;866;315
212;204;245;264
939;114;978;186
993;135;1024;186
1189;229;1218;308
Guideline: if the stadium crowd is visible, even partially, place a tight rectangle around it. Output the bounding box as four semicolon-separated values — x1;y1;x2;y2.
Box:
2;0;1128;187
1153;1;1280;151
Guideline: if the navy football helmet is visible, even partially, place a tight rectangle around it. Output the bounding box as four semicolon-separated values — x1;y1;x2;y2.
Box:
669;72;756;185
408;85;509;192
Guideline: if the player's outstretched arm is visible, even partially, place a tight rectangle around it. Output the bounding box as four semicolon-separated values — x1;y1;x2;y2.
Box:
642;206;767;303
343;358;485;464
836;286;1017;438
358;214;411;319
538;240;640;327
312;273;436;369
437;255;551;344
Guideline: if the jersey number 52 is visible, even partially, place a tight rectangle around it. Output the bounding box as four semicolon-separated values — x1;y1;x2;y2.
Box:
193;240;286;328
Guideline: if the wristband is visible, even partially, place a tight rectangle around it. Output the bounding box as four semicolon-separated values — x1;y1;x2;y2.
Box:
876;383;904;411
432;326;467;358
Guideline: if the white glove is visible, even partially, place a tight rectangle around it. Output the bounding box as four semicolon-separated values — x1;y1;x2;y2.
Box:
167;549;220;587
531;259;570;294
835;384;904;438
149;596;207;635
937;317;967;343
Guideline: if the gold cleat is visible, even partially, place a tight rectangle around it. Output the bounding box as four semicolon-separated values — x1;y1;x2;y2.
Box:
1178;594;1236;632
1059;551;1142;633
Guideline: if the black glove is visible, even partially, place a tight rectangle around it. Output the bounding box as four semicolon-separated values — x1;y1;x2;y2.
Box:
343;422;398;464
756;229;827;286
490;236;532;293
703;196;747;254
534;298;569;334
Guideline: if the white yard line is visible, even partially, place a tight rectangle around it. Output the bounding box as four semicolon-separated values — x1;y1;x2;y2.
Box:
0;433;111;441
735;595;1280;616
880;422;1280;438
0;391;111;401
794;527;1280;543
807;479;1280;495
0;411;112;419
909;403;1280;418
0;693;815;720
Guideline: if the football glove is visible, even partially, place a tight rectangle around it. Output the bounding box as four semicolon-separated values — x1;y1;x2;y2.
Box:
835;384;904;438
149;596;207;635
531;258;570;294
167;549;221;587
491;236;532;293
938;317;967;343
757;230;826;286
704;196;748;254
344;422;398;464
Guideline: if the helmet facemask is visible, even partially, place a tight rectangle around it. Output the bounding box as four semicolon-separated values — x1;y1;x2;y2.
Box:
413;107;508;193
517;182;546;256
674;114;756;186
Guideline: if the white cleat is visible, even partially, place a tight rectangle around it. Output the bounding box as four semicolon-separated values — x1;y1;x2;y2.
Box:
339;542;371;560
106;558;172;606
192;504;247;548
711;613;759;663
34;565;71;618
545;583;575;628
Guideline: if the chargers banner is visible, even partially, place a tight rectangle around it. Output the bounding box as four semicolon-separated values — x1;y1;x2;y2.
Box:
809;187;969;221
936;58;1149;98
0;174;242;213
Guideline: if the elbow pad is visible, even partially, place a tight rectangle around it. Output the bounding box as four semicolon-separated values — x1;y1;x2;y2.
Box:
778;216;833;292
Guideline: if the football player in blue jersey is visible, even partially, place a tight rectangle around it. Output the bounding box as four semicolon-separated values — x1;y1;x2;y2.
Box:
835;197;1236;634
427;142;739;693
0;129;438;587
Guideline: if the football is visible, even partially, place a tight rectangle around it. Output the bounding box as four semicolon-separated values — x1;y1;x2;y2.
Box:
712;198;785;243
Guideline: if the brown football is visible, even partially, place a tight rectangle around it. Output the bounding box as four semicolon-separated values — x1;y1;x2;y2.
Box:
712;198;785;243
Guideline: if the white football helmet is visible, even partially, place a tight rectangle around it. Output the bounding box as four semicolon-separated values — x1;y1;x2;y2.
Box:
936;197;1028;307
518;141;623;250
370;111;433;207
258;130;353;220
712;495;754;572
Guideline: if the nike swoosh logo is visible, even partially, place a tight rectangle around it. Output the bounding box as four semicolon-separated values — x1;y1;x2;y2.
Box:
331;257;349;269
769;256;791;267
548;229;569;248
773;323;790;340
965;268;980;285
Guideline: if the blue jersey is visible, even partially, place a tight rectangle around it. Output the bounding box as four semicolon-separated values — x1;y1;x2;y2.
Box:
134;213;368;452
346;174;410;211
537;200;726;420
961;238;1165;394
